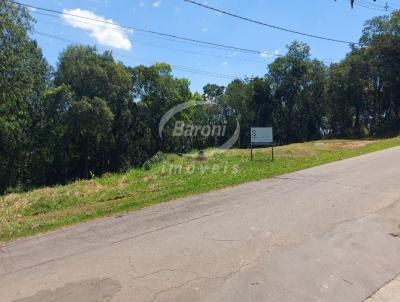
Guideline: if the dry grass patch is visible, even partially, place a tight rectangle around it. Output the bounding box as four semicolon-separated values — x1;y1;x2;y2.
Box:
313;140;373;150
341;140;373;149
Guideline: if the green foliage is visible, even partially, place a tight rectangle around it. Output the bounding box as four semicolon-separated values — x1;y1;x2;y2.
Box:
328;10;400;137
265;41;327;143
223;79;254;147
0;0;49;192
66;97;114;179
203;84;225;102
27;85;73;185
131;63;193;154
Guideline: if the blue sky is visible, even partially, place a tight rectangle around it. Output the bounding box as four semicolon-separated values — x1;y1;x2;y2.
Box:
24;0;394;92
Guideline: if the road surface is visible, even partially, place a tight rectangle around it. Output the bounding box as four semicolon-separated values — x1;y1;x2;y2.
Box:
366;276;400;302
1;147;400;302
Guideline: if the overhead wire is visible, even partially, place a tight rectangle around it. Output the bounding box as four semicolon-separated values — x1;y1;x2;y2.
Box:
21;3;336;64
35;30;400;75
355;0;393;11
14;0;341;64
33;31;243;80
10;0;285;58
4;1;398;80
183;0;358;45
359;0;398;10
30;12;273;64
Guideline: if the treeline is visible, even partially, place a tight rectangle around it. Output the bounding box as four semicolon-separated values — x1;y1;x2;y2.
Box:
0;1;399;193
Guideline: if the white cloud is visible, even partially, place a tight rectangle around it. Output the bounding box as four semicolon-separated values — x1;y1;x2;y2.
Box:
260;50;280;59
222;62;228;66
202;27;208;32
140;2;144;7
153;1;161;8
62;8;132;50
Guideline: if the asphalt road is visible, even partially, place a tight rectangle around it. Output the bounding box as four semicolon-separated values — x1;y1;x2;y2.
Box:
1;147;400;302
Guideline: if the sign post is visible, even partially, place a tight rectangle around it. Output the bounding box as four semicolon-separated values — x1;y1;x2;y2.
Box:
250;127;274;161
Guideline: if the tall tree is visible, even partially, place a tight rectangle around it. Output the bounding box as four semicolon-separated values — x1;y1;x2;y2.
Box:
222;79;254;147
55;45;134;169
0;0;49;192
28;85;73;185
327;10;400;137
131;63;193;153
268;41;327;143
360;10;400;134
66;97;114;179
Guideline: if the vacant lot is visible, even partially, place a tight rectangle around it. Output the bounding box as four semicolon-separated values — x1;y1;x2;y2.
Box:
1;138;399;242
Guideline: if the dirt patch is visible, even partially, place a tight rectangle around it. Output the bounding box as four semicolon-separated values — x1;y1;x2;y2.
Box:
342;141;373;149
315;140;374;150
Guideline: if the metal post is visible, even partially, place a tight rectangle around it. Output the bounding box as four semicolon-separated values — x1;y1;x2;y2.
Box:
251;146;253;161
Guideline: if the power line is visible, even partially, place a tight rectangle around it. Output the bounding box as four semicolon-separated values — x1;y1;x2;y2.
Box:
12;1;338;65
10;0;283;58
41;29;398;71
19;1;336;65
360;0;398;10
358;0;387;7
33;31;242;80
356;2;387;11
14;0;337;64
183;0;358;45
31;12;271;64
355;0;393;11
30;10;242;53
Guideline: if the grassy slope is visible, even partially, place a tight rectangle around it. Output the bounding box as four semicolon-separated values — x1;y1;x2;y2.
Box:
1;138;399;242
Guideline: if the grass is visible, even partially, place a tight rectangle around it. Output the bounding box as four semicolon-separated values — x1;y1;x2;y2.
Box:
1;138;399;243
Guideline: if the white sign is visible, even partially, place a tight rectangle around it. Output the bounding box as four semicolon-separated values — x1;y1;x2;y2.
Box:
251;127;273;144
